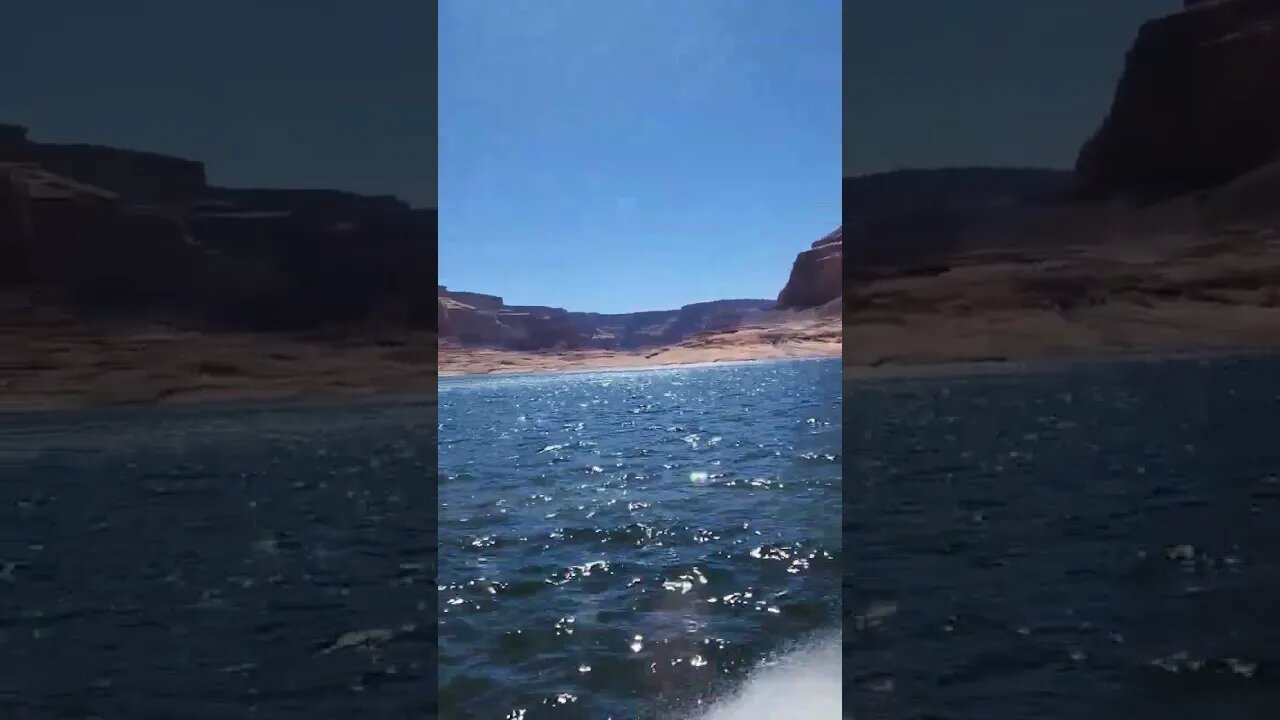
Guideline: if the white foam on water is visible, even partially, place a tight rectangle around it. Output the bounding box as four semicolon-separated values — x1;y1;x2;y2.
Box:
688;631;843;720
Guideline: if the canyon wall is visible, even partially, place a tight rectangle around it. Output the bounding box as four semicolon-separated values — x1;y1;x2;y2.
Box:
1075;0;1280;202
777;227;842;309
437;288;776;351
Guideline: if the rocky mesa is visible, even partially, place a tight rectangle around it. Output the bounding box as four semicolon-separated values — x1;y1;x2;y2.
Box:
438;286;778;351
1075;0;1280;203
777;226;843;310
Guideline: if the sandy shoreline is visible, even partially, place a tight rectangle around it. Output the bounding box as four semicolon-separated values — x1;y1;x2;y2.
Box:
437;316;842;378
440;355;838;381
0;317;842;413
845;305;1280;381
5;301;1280;413
0;321;438;413
2;332;1274;414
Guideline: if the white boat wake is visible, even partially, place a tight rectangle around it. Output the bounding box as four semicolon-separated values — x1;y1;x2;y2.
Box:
689;630;843;720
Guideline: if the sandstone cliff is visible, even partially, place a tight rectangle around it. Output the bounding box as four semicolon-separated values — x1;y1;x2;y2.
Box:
777;227;842;309
567;299;776;350
1075;0;1280;202
437;288;776;351
437;288;584;350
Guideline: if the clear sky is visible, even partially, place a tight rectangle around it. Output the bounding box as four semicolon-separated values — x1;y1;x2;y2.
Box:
0;1;435;208
845;0;1181;176
439;0;842;314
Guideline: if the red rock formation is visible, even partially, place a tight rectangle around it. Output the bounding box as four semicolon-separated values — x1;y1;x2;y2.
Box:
1075;0;1280;201
500;307;582;350
440;300;510;344
435;292;585;349
777;227;843;309
566;299;775;349
436;290;776;351
439;287;504;312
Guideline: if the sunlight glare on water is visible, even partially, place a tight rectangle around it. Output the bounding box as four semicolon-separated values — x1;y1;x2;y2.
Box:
439;359;842;719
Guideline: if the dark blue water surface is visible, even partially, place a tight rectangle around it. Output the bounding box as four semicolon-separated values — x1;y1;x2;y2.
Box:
846;353;1280;720
0;399;438;719
438;360;842;719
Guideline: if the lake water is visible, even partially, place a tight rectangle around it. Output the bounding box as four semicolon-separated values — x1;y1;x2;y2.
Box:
438;360;842;719
0;400;439;718
20;350;1267;718
847;353;1280;719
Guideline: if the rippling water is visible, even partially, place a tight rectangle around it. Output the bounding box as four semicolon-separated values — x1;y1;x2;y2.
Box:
438;360;842;719
847;353;1280;719
0;400;438;718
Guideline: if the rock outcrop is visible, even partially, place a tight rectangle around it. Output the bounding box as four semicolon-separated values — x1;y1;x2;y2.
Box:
0;124;436;332
438;291;510;344
1075;0;1280;202
436;288;776;351
437;288;585;350
567;299;776;350
439;288;504;313
777;227;843;309
501;306;582;350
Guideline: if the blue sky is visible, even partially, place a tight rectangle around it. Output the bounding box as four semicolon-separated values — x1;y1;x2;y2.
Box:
439;0;842;313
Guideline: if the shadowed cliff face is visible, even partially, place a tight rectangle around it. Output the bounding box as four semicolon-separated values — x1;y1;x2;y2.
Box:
777;227;842;309
1075;0;1280;202
0;124;436;332
838;0;1280;292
